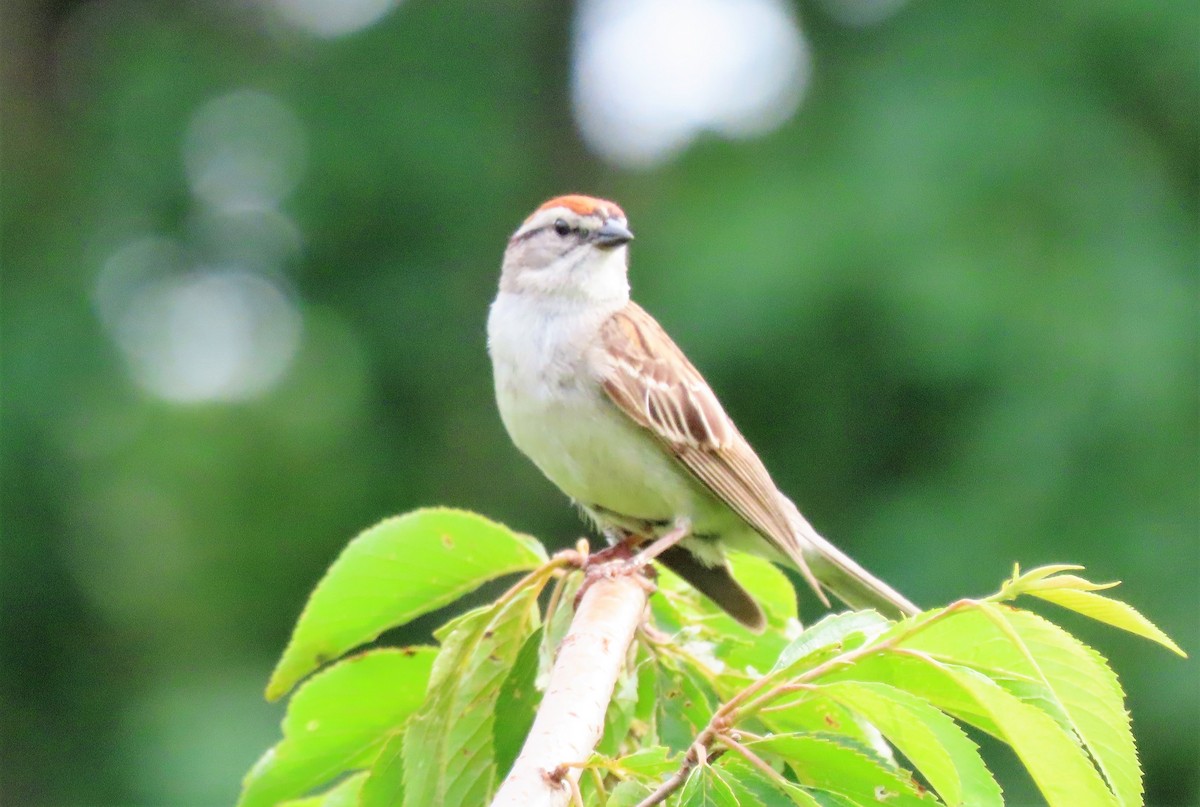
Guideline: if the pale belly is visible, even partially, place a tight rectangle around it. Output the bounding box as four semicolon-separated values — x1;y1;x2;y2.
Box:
500;382;701;524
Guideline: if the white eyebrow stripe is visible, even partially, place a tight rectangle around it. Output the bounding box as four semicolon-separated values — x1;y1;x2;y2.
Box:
514;207;573;238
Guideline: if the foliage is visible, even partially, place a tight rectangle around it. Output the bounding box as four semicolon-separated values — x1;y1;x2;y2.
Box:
239;510;1183;807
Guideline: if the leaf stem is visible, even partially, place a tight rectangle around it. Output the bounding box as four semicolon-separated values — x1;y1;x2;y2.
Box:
638;599;981;804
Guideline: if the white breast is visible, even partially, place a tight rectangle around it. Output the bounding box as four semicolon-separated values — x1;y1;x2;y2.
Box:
486;292;701;523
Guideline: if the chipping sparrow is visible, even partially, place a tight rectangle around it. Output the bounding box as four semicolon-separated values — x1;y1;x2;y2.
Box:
487;195;919;628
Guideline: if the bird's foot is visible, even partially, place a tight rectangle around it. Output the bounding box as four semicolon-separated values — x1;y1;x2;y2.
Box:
573;536;658;608
584;539;636;567
623;518;692;571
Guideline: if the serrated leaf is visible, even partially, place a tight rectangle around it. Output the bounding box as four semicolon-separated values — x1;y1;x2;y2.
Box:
1027;587;1186;657
947;661;1119;806
896;603;1141;804
838;651;1119;807
402;585;540;806
359;731;404;807
679;764;742;807
494;626;543;780
267;509;546;699
757;692;886;754
978;605;1141;805
818;680;1002;807
278;772;366;807
773;611;891;673
717;756;822;806
749;734;933;806
239;648;435;807
819;652;1001;737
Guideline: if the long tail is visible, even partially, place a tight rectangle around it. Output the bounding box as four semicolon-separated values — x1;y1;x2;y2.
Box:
783;499;921;619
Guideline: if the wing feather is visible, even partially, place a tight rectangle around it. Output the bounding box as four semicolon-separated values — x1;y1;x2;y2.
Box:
597;303;827;601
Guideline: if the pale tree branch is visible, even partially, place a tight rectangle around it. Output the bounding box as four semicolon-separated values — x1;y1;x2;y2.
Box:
490;562;651;807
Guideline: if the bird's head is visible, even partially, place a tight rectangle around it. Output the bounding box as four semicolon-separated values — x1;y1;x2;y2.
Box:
499;195;635;303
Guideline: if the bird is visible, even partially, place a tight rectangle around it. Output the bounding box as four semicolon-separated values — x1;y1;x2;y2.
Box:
486;194;919;629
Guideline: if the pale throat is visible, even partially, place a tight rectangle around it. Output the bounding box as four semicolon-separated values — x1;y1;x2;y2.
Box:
569;247;631;306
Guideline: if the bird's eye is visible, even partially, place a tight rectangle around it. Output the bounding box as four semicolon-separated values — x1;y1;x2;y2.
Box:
553;219;571;237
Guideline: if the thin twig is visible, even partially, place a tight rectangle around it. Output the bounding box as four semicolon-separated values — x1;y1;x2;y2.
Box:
632;731;714;807
566;774;584;807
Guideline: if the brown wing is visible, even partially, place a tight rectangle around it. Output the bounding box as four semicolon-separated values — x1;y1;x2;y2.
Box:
598;303;827;603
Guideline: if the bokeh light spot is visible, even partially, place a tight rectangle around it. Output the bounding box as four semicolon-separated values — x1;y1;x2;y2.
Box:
270;0;402;38
184;90;306;211
572;0;809;168
96;241;303;403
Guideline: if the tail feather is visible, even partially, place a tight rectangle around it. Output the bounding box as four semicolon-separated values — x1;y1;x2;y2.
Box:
655;545;766;631
783;500;920;619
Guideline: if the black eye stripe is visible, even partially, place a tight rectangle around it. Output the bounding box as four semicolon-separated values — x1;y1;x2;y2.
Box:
508;219;597;246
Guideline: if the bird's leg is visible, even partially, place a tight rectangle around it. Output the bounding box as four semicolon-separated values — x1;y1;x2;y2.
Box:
584;528;638;566
573;527;661;609
627;517;692;570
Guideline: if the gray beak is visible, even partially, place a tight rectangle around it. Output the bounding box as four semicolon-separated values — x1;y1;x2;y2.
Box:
593;219;634;248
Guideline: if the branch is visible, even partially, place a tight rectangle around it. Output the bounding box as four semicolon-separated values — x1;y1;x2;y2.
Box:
490;563;650;807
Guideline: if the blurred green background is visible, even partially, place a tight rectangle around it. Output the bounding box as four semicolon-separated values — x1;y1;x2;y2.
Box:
3;0;1196;803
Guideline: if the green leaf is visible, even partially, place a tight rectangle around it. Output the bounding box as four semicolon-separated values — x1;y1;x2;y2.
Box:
402;585;540;806
820;652;1000;737
540;572;582;681
267;508;546;699
633;649;660;746
726;551;799;626
655;659;716;753
239;648;435;807
1023;575;1118;593
278;773;366;807
818;681;1002;807
993;563;1088;599
772;611;891;674
756;692;889;756
599;646;642;757
606;779;653;807
835;650;1119;807
749;734;933;806
943;661;1118;806
611;746;679;778
716;756;822;806
1026;587;1186;657
494;626;543;779
678;764;741;807
993;566;1184;656
980;605;1141;806
897;603;1141;804
359;732;404;807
